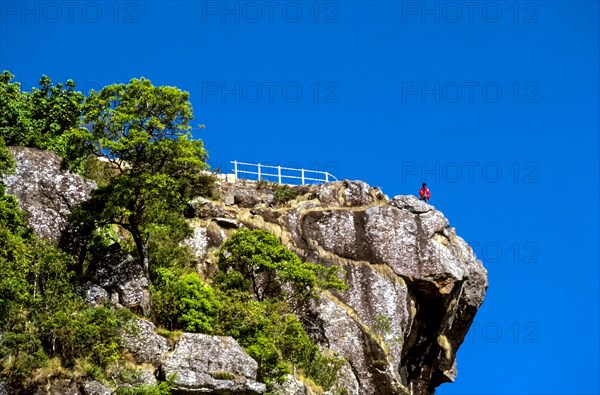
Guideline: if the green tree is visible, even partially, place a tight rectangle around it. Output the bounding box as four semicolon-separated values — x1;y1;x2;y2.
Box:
0;71;33;146
151;268;221;332
216;229;347;312
27;75;85;150
78;78;213;277
0;188;131;390
0;71;86;158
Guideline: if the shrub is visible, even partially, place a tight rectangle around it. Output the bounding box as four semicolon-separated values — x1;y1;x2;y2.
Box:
373;314;392;336
214;297;342;388
216;229;347;311
151;268;221;333
256;179;272;190
0;186;133;390
273;185;298;206
213;229;347;388
0;230;132;390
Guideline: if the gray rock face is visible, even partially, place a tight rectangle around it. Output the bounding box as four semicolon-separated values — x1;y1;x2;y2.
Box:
92;244;150;313
3;147;486;395
326;362;360;395
81;380;111;395
220;179;274;208
3;147;96;244
162;333;266;394
269;375;315;395
183;226;210;261
77;282;110;307
122;319;170;367
185;180;488;395
188;196;234;219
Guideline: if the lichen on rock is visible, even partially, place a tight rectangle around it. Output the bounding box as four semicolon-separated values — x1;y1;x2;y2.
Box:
3;147;96;244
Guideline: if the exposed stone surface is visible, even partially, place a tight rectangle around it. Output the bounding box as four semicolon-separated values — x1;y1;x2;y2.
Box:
3;147;96;244
184;179;488;395
2;147;486;395
135;368;157;386
183;226;210;261
77;282;110;307
91;244;150;313
220;179;275;208
326;362;360;395
269;375;315;395
122;319;170;367
81;380;111;395
188;196;234;219
161;333;266;394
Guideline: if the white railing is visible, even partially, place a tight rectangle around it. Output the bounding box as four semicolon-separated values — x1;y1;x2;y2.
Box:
231;161;338;185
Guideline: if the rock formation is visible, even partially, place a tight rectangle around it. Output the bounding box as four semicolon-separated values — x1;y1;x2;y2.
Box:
3;147;95;244
161;333;266;394
189;180;488;394
1;149;488;395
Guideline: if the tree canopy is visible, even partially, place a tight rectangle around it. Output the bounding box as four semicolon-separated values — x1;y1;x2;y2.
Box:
0;71;85;153
76;78;213;277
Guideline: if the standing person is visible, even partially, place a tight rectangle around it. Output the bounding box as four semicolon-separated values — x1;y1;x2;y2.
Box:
419;183;430;203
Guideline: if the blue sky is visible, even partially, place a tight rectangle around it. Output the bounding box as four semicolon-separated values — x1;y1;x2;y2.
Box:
1;1;598;393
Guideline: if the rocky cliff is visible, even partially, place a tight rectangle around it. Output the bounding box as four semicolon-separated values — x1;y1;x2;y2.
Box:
2;148;487;395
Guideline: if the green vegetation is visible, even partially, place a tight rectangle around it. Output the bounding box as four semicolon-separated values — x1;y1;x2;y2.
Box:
273;184;299;206
0;72;347;393
217;229;347;310
215;229;346;386
151;229;347;389
0;142;134;391
0;72;85;158
73;78;215;277
373;314;392;336
115;375;177;395
151;268;221;333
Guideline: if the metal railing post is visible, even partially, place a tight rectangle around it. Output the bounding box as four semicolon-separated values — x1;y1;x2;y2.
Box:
257;163;261;180
233;161;238;179
278;166;282;184
301;169;305;185
325;172;329;182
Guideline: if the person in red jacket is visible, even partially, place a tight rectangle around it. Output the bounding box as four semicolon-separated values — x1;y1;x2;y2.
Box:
419;182;431;203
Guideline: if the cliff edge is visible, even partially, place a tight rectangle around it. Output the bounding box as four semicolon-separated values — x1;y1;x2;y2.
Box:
3;148;488;395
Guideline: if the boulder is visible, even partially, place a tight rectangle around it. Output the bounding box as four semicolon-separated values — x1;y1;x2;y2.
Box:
91;244;150;313
187;197;233;219
269;375;315;395
161;333;266;394
3;147;96;244
220;180;275;208
388;195;433;214
77;282;110;308
325;362;360;395
81;380;111;395
122;319;170;367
